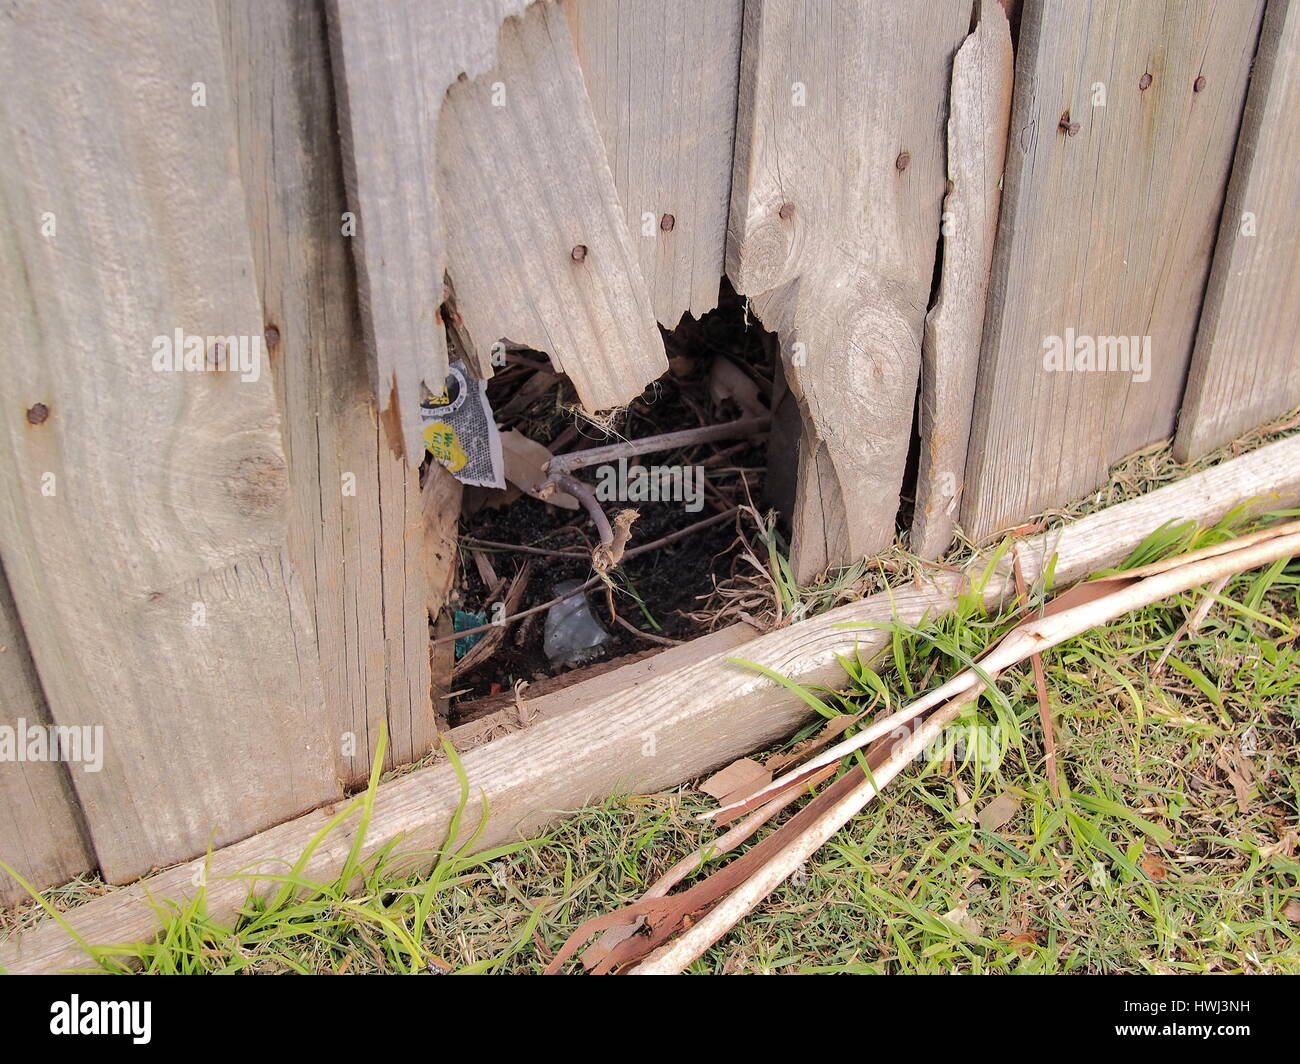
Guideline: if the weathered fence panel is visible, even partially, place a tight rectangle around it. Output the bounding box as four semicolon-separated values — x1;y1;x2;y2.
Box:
727;0;970;581
567;0;743;327
326;0;532;462
437;0;668;406
962;0;1265;540
912;1;1015;559
218;0;442;784
0;0;338;882
1175;0;1300;460
0;565;92;908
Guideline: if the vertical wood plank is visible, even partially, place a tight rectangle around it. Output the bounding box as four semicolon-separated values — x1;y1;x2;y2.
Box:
0;0;338;882
727;0;971;580
962;0;1265;540
325;0;533;463
565;0;743;327
218;0;444;784
438;1;668;408
1175;0;1300;460
0;561;93;908
912;1;1015;559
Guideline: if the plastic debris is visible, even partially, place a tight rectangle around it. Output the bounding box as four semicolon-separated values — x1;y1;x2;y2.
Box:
453;610;487;660
421;361;504;488
543;581;612;667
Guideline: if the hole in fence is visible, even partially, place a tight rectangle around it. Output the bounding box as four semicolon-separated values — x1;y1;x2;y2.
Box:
433;279;784;728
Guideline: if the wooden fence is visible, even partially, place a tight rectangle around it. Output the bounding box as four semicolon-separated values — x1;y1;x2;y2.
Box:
1;0;1299;910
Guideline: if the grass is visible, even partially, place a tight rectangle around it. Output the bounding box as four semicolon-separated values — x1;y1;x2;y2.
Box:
4;419;1299;973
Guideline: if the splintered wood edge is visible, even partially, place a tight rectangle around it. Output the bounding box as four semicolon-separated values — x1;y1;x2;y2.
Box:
4;434;1299;973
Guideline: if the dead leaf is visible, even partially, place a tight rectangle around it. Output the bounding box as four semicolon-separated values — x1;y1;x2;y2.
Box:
1258;830;1297;861
701;758;772;807
939;903;983;939
976;793;1020;831
500;430;579;508
1216;748;1254;812
952;779;977;823
1282;900;1300;923
1140;855;1168;881
1001;930;1039;956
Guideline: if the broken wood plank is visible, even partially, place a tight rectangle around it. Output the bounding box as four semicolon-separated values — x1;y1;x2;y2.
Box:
727;0;971;581
1175;0;1300;460
326;0;532;462
0;562;93;909
438;0;668;410
0;0;339;883
9;432;1298;973
912;1;1015;560
220;0;444;784
962;0;1266;540
566;0;743;326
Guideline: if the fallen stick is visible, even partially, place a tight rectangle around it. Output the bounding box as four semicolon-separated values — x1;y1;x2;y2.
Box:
628;692;979;975
545;417;770;475
705;526;1300;823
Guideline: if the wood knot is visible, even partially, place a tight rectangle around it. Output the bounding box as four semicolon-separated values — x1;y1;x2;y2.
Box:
227;452;288;516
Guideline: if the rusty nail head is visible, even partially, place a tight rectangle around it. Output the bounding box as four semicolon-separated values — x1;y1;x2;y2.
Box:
895;151;910;172
1059;112;1080;136
778;202;795;220
264;324;281;346
1139;72;1152;91
571;244;588;262
26;402;49;425
1194;75;1206;92
660;213;675;232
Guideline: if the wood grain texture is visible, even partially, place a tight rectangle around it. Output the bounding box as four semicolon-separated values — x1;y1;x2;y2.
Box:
326;0;531;463
962;0;1265;540
1175;0;1300;460
0;561;93;908
912;1;1015;560
438;1;668;409
10;432;1298;972
727;0;971;581
219;0;444;785
0;0;338;883
565;0;743;327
